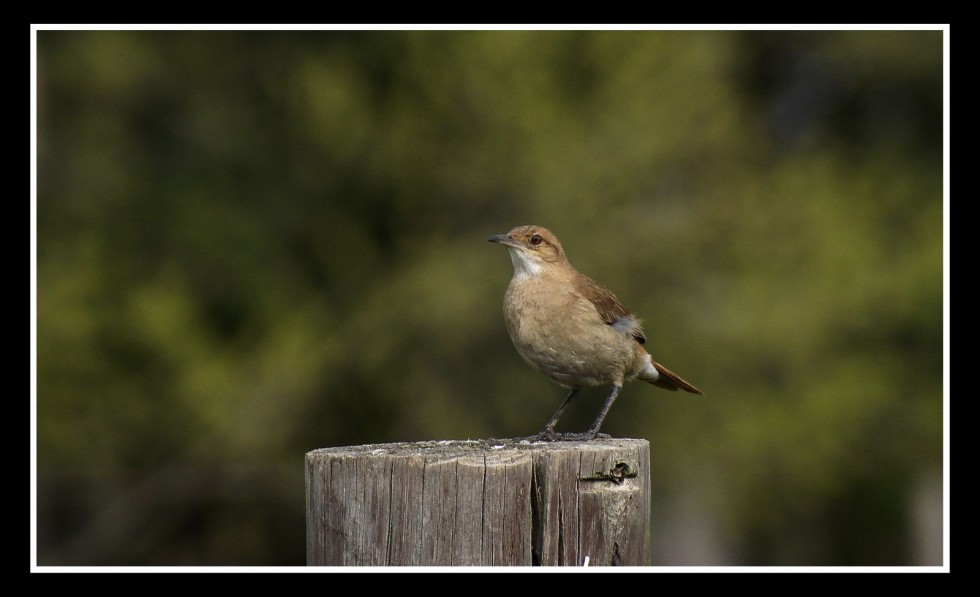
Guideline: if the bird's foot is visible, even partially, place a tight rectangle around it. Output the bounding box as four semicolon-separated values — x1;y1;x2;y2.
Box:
521;428;611;442
555;431;611;442
522;427;561;442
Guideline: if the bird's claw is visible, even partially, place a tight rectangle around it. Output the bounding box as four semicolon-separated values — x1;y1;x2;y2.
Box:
523;429;611;442
555;431;610;442
524;427;561;442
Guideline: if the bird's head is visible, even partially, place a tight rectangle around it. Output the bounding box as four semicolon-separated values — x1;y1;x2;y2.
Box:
488;225;567;278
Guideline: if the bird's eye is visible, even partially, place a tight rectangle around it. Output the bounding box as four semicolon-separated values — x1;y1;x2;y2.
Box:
529;234;542;246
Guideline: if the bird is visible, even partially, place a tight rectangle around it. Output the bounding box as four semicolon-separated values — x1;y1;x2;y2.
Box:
488;225;702;441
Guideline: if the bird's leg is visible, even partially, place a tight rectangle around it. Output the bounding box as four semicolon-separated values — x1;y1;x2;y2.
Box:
559;384;621;441
526;387;580;441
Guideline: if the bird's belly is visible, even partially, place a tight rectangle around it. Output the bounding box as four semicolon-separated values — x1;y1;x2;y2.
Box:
503;286;635;386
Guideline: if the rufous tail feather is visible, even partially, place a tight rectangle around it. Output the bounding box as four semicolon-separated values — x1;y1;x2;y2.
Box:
646;358;702;395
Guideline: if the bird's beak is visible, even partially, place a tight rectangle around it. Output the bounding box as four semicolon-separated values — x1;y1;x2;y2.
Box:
488;233;521;249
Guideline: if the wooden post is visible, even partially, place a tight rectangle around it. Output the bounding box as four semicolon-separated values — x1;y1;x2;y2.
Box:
306;438;650;566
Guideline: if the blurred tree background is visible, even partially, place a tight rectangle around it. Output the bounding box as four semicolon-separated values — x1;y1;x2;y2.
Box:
34;29;944;566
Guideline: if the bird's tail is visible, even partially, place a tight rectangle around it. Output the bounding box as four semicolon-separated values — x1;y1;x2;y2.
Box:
640;357;703;395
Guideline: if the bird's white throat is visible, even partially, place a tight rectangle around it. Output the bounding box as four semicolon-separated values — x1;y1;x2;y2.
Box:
508;248;544;280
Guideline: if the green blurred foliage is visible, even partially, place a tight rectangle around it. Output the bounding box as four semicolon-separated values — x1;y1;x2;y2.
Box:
35;29;944;566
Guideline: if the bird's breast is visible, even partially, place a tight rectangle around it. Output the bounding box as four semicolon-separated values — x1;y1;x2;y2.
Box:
502;277;639;386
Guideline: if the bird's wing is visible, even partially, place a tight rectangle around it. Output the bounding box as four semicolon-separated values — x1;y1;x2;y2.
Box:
578;275;646;344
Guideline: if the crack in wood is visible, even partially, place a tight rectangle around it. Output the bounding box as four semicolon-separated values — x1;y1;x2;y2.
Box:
451;458;459;565
385;462;394;565
611;541;622;566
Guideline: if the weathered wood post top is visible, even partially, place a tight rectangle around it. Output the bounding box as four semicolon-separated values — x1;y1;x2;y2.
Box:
306;437;650;566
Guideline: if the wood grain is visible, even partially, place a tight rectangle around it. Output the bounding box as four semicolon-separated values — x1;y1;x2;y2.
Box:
306;438;650;566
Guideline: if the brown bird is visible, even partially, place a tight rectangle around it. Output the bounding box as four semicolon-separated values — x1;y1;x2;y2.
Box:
489;225;702;441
